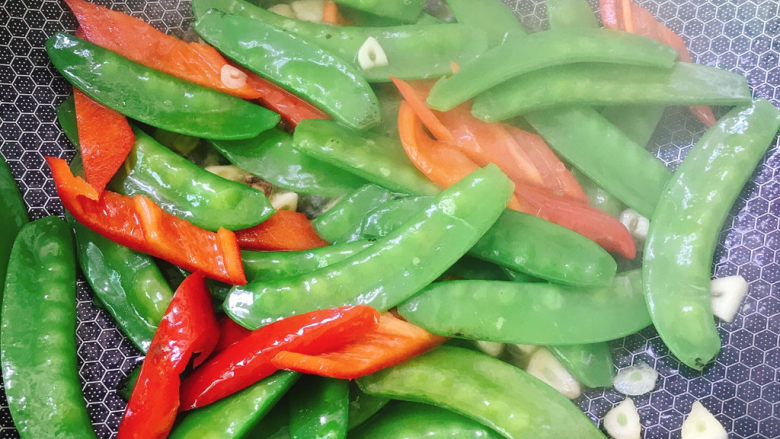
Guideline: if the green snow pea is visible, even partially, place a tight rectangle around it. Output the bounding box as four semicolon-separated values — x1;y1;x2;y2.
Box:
472;62;750;120
1;217;96;438
0;155;27;301
208;129;367;198
547;0;599;29
357;195;427;240
244;240;374;281
427;28;678;111
226;164;512;329
602;105;665;148
445;0;526;47
372;83;403;138
502;268;537;283
333;0;424;23
152;128;200;155
289;377;349;439
313;185;395;243
46;33;279;140
351;402;504;439
293;120;439;195
526;107;671;217
398;270;650;345
191;0;488;82
357;346;605;439
246;399;290;439
347;384;390;430
644;99;780;370
194;11;379;130
549;343;614;388
571;168;624;218
444;257;510;281
170;371;298;439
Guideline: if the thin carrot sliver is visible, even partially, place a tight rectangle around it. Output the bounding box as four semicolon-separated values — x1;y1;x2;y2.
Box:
391;77;454;142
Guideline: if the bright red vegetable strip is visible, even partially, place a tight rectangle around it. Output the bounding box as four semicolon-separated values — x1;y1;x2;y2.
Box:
390;77;455;142
271;313;446;379
179;305;379;410
244;74;331;127
73;88;134;195
46;157;247;284
117;273;218;439
214;315;252;353
235;209;330;251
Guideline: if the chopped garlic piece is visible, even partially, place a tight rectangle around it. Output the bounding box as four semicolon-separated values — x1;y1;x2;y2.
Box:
268;3;296;18
613;361;657;396
270;190;299;211
358;37;389;70
681;402;727;439
206;165;251;183
475;341;504;357
220;65;248;89
526;348;582;399
604;398;641;439
710;275;748;323
619;209;649;242
290;0;325;22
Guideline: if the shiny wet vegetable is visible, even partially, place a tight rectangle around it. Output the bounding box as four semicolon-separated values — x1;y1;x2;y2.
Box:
0;155;27;300
333;0;424;23
445;0;526;47
288;377;349;439
549;343;615;388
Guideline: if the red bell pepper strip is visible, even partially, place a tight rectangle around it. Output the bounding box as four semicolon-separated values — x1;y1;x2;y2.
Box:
117;272;219;439
179;305;379;410
600;0;715;126
214;315;251;353
73;88;134;195
235;209;330;251
271;313;446;379
46;157;247;284
64;0;328;127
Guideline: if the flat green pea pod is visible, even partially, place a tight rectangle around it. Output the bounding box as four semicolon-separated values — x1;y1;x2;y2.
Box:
313;185;395;243
347;384;390;430
226;164;513;329
208;129;367;198
601;105;665;148
472;62;751;121
445;0;526;47
547;0;599;29
334;0;424;23
246;398;290;438
170;371;299;438
351;402;504;439
525;107;671;218
502;268;537;283
398;270;650;345
289;377;349;439
357;346;605;439
191;0;488;82
644;99;780;370
427;28;679;111
0;155;27;300
46;33;279;140
1;217;96;438
194;11;379;131
293;120;439;195
548;343;615;388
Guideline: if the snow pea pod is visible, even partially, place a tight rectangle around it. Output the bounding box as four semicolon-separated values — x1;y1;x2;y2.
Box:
195;11;379;130
644;99;780;370
398;270;649;345
334;0;424;23
472;62;750;120
348;384;390;430
191;0;488;82
602;105;665;148
351;402;504;439
313;185;395;243
169;371;298;439
444;257;510;281
46;33;279;140
445;0;526;47
289;377;349;439
549;343;614;388
547;0;599;29
0;155;27;301
357;346;605;439
427;28;678;111
226;164;513;329
1;217;96;438
293;120;439;195
526;107;671;218
243;241;373;281
208;129;367;198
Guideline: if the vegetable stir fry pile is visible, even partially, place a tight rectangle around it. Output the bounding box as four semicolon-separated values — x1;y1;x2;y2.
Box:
1;0;778;438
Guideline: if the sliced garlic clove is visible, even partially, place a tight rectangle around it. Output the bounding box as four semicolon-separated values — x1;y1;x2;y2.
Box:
475;341;505;358
710;275;748;323
603;397;641;439
681;401;727;439
613;361;658;396
220;64;248;89
357;37;389;70
526;347;582;399
268;3;296;18
290;0;325;22
619;208;649;242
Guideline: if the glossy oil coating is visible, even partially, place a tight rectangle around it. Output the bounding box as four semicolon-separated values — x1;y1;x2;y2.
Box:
313;184;395;243
288;377;349;439
549;342;615;388
242;240;373;281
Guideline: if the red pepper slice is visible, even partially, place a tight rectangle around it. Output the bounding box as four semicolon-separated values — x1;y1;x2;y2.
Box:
46;157;247;284
271;313;446;379
235;209;329;251
214;315;251;353
118;273;218;439
179;305;379;410
73;88;134;195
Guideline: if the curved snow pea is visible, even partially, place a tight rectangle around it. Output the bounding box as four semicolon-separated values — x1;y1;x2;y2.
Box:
0;155;27;301
169;371;298;439
313;185;395;243
1;217;96;438
525;107;671;217
602;105;665;148
357;195;427;240
348;384;390;430
194;11;379;131
549;343;614;388
246;398;290;438
444;257;509;281
46;33;279;140
357;346;605;439
644;99;780;370
289;377;349;439
547;0;600;29
502;268;537;283
226;164;513;329
472;62;751;120
445;0;526;47
427;28;678;111
293;120;439;196
334;0;423;23
351;402;504;439
208;129;367;198
191;0;488;82
398;270;650;345
571;168;624;218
